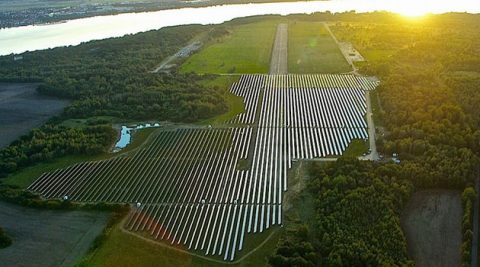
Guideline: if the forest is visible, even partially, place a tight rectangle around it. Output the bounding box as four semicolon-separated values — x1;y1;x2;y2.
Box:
270;158;414;266
332;13;480;188
0;124;116;178
0;24;231;181
0;11;479;265
0;25;228;122
270;12;480;266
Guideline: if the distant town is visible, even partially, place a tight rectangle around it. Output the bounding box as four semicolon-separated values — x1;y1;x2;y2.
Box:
1;3;156;28
0;0;296;29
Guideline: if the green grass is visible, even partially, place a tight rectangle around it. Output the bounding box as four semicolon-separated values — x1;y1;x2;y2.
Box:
118;127;158;154
288;21;351;73
369;89;384;127
343;139;369;157
60;116;117;128
3;127;157;189
180;20;279;74
3;154;111;189
79;220;281;267
198;76;245;125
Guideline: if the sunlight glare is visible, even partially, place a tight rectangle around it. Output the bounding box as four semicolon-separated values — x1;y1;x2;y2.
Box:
368;0;479;17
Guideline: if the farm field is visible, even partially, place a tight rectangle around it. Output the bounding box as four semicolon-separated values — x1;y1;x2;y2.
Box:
0;83;68;148
179;20;279;74
0;201;108;267
401;190;462;267
288;21;351;73
28;73;378;261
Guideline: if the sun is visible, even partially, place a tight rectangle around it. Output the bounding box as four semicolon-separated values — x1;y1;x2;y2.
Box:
384;0;479;17
397;9;428;18
390;0;430;18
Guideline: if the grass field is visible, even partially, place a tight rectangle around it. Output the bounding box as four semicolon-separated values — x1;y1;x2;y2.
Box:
343;139;369;157
288;21;351;73
198;76;245;124
79;220;281;267
180;20;279;74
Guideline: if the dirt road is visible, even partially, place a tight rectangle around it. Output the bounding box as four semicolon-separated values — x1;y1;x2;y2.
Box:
269;23;288;74
361;91;379;160
150;41;202;73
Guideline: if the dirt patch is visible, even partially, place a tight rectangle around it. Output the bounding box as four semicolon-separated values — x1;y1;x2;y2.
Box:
283;161;306;211
0;83;69;148
401;190;462;267
151;41;203;73
0;201;109;267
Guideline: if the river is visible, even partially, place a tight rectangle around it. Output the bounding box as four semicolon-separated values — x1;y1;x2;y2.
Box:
0;0;479;56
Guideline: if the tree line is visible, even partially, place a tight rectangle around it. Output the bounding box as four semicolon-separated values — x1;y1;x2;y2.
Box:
0;124;116;178
270;158;415;266
0;25;228;123
270;12;480;266
0;24;232;181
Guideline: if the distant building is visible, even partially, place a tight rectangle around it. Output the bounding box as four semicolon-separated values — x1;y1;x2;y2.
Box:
13;55;23;61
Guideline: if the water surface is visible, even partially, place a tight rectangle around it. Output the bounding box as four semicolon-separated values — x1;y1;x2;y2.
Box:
0;0;479;55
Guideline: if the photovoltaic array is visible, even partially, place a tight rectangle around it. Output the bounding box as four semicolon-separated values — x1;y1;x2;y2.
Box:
28;74;378;261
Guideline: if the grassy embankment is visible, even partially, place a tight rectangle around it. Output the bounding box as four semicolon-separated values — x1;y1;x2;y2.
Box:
288;21;351;74
180;20;279;74
78;219;281;267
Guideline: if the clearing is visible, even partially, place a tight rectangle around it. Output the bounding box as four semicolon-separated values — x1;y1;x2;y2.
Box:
180;20;279;74
401;190;462;267
0;83;68;148
288;21;351;73
0;201;108;267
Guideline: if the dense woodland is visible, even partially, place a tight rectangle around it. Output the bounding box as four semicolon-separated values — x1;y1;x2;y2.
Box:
346;14;479;188
0;25;227;122
270;12;480;266
270;158;414;266
0;24;230;179
0;124;116;178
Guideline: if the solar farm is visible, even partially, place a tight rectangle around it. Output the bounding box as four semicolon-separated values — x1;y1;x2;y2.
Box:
28;73;378;261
